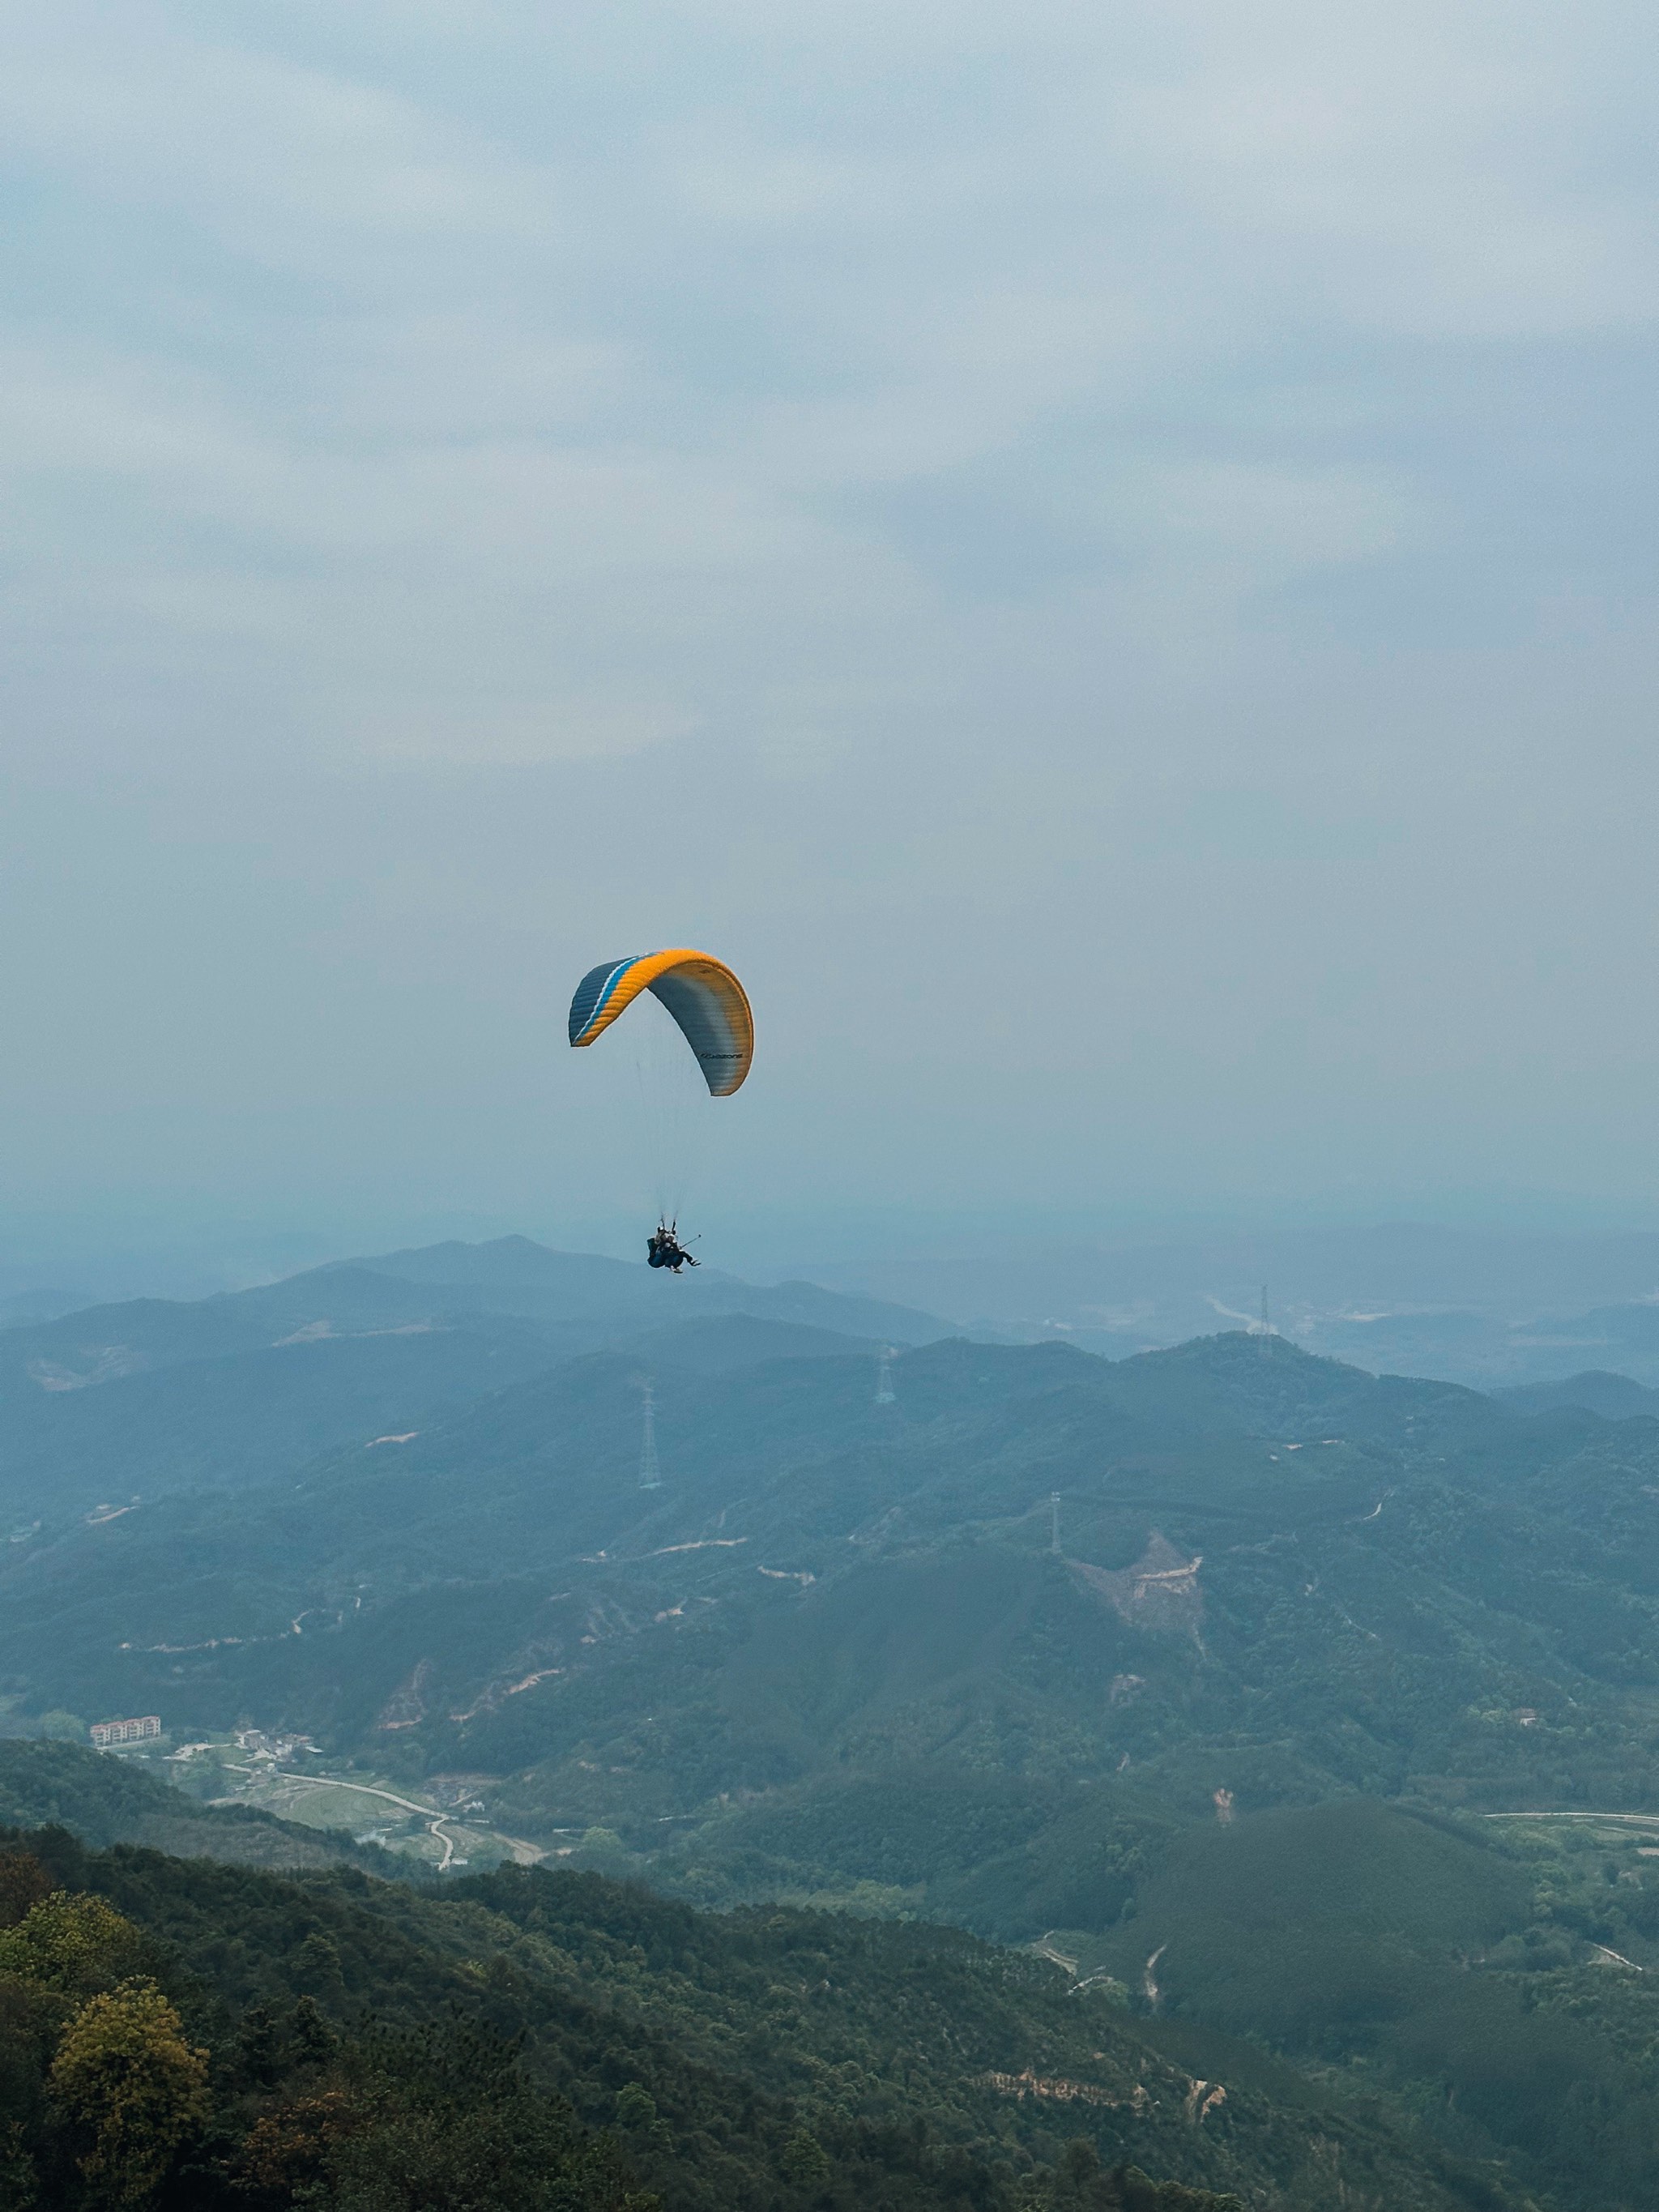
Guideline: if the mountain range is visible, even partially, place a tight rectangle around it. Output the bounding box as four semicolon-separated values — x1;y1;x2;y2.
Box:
786;1221;1659;1386
0;1236;949;1527
10;1236;1659;2206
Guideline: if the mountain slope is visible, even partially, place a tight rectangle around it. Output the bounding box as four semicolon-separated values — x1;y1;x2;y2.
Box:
348;1234;953;1343
0;1317;570;1522
0;1738;395;1873
1495;1369;1659;1420
1093;1796;1659;2206
11;1326;1659;2205
8;1330;1659;1831
0;1817;1505;2211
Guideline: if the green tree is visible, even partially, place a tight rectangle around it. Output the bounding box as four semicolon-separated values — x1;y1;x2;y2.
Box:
0;1893;146;1996
290;1929;348;2006
0;2120;36;2212
780;2126;831;2189
613;2082;672;2161
613;2084;657;2133
0;1855;51;1931
48;1979;209;2208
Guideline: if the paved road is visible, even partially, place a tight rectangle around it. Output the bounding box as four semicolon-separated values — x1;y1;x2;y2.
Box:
1482;1811;1659;1826
225;1763;466;1868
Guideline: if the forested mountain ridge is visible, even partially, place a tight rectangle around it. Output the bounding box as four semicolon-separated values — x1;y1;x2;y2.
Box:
0;1815;1506;2210
9;1324;1659;1824
0;1236;950;1522
0;1236;948;1405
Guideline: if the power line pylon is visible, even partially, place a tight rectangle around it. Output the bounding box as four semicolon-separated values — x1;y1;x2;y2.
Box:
1050;1492;1061;1555
639;1377;661;1490
875;1347;896;1405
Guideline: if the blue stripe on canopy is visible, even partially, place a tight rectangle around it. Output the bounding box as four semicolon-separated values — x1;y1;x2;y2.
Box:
568;958;638;1044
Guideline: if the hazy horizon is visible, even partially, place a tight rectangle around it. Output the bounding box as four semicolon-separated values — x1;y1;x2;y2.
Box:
18;1203;1659;1337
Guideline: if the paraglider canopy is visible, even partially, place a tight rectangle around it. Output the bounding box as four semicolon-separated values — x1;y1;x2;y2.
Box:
568;950;753;1096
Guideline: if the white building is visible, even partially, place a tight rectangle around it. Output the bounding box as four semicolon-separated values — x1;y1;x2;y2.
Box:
90;1715;161;1748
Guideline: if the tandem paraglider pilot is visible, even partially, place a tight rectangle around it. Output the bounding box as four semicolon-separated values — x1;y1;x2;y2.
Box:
646;1221;699;1272
566;946;753;1272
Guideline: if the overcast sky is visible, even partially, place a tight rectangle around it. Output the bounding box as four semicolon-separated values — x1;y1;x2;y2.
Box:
2;0;1657;1270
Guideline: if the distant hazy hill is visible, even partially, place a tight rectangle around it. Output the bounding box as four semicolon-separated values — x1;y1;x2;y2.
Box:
0;1236;952;1521
825;1221;1659;1381
1305;1300;1659;1388
0;1285;90;1326
345;1232;953;1341
0;1316;568;1522
1495;1369;1659;1419
0;1235;952;1397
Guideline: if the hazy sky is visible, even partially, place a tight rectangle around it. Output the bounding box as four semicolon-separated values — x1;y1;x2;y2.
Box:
3;1;1657;1266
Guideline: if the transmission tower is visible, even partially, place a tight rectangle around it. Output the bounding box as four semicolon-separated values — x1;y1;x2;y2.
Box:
1049;1492;1061;1556
638;1377;661;1490
875;1347;896;1404
1259;1285;1272;1358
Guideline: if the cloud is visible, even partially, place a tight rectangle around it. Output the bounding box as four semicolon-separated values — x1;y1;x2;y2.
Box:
12;0;1634;774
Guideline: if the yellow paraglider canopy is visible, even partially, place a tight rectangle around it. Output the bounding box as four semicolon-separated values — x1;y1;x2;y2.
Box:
567;950;753;1097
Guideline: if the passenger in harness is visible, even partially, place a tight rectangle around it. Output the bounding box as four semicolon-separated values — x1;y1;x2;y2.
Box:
646;1220;699;1272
